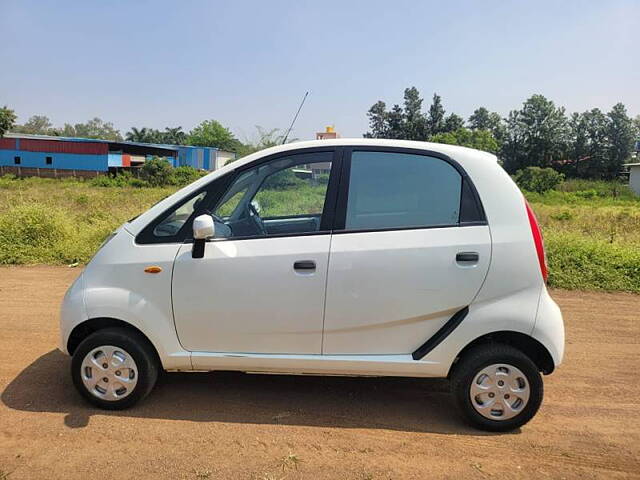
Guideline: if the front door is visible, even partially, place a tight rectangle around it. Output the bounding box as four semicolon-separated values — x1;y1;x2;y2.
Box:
172;150;339;354
323;149;491;355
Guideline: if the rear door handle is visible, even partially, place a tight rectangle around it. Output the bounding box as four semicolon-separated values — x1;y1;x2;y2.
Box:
293;260;316;271
456;252;479;262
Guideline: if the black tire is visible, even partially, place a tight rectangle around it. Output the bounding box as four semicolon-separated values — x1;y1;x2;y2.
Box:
71;327;160;410
450;343;543;432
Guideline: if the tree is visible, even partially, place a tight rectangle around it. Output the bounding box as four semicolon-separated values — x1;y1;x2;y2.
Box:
62;117;122;141
468;107;492;130
126;127;154;143
187;119;241;152
235;126;293;158
364;101;388;138
162;127;186;145
469;107;505;144
606;103;636;179
443;113;465;133
0;106;17;137
430;128;498;153
426;93;446;135
501;95;568;173
386;104;405;139
12;115;54;135
402;87;427;140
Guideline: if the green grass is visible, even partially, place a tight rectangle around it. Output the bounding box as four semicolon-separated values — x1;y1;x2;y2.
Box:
0;176;172;264
1;175;639;292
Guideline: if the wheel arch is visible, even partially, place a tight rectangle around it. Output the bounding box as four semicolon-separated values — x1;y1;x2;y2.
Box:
448;330;555;377
67;317;162;367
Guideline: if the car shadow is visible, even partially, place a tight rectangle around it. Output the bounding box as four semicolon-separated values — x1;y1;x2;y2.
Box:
2;350;512;435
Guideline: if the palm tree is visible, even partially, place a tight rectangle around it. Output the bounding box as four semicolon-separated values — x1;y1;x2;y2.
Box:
162;127;186;145
126;127;150;143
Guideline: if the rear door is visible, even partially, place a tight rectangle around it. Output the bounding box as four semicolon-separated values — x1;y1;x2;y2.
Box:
323;148;491;355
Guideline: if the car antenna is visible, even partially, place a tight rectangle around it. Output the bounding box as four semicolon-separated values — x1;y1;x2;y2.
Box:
282;91;309;144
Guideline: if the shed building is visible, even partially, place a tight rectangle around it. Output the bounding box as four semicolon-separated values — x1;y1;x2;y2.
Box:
0;133;235;177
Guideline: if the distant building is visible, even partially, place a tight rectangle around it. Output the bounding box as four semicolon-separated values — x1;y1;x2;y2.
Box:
316;125;340;140
0;133;235;177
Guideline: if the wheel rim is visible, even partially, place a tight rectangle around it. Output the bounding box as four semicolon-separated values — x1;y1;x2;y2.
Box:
80;345;138;401
469;363;530;421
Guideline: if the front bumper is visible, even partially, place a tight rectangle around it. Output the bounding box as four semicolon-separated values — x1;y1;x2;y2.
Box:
59;271;87;355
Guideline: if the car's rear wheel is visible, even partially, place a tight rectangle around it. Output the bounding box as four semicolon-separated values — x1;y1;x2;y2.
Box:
450;344;543;432
71;327;159;409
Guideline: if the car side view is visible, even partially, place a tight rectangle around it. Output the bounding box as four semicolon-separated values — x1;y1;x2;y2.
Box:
60;139;564;431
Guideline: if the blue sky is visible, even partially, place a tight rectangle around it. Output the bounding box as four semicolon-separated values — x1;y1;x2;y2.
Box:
1;0;638;141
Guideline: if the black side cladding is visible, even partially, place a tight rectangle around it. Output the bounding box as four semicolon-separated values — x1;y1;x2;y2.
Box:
412;307;469;360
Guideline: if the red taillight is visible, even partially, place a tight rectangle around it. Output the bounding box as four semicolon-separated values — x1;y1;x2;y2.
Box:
525;200;548;282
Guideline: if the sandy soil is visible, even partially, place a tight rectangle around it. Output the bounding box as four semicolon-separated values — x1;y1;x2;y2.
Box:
0;266;638;479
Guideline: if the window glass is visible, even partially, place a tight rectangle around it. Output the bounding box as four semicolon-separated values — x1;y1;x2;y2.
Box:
213;152;333;239
345;151;461;230
153;192;207;237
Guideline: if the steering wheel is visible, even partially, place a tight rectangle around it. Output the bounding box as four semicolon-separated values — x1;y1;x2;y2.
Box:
247;202;267;236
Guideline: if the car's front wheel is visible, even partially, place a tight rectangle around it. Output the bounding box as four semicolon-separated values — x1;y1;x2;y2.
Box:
450;344;543;432
71;327;159;409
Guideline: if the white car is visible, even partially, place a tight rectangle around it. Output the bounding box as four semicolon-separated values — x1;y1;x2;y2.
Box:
60;139;564;431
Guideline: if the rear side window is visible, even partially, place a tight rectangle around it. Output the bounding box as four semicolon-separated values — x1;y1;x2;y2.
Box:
345;151;462;230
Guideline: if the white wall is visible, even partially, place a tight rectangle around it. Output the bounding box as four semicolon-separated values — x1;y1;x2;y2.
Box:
630;166;640;195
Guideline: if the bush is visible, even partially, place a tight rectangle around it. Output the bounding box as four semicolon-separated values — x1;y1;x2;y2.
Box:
139;157;174;187
514;166;564;193
171;166;202;186
545;231;640;292
0;204;74;264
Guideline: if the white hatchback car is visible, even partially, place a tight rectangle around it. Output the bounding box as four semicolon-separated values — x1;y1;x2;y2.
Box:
60;139;564;431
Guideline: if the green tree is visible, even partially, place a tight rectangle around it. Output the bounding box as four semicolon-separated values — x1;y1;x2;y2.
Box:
468;107;492;130
427;93;445;135
364;101;388;138
162;126;186;145
0;106;17;137
502;95;568;173
443;113;465;133
469;107;505;144
430;128;498;153
235;126;293;158
62;117;122;141
126;127;154;143
12;115;54;135
402;86;427;140
606;103;636;179
187;119;241;152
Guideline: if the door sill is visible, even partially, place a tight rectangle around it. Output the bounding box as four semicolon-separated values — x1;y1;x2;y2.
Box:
189;352;444;377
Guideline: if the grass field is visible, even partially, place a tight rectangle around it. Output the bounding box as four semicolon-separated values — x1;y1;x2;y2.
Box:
0;175;638;292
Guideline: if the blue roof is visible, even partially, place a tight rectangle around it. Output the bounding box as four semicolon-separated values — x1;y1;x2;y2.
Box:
5;133;218;151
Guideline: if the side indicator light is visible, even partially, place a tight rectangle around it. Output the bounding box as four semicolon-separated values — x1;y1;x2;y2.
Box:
144;266;163;274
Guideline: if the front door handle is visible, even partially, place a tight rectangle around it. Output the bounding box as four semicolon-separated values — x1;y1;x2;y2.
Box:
293;260;316;271
456;252;479;263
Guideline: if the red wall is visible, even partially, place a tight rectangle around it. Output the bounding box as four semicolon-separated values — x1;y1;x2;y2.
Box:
18;139;108;155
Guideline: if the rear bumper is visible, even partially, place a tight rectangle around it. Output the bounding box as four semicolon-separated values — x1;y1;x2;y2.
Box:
532;287;565;369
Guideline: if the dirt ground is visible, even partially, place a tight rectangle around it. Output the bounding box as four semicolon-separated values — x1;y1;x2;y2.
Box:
0;266;638;479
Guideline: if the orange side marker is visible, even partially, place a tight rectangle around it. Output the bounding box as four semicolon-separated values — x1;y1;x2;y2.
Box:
144;266;163;274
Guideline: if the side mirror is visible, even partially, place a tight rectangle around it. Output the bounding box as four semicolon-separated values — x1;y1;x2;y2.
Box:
192;214;214;259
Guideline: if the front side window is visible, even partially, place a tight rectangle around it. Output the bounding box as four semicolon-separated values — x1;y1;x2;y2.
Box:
212;152;333;239
153;191;207;237
345;151;462;230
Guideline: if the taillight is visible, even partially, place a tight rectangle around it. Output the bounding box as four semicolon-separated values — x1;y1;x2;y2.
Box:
525;199;548;282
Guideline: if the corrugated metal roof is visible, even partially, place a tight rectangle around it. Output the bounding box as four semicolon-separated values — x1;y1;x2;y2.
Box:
4;132;219;152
